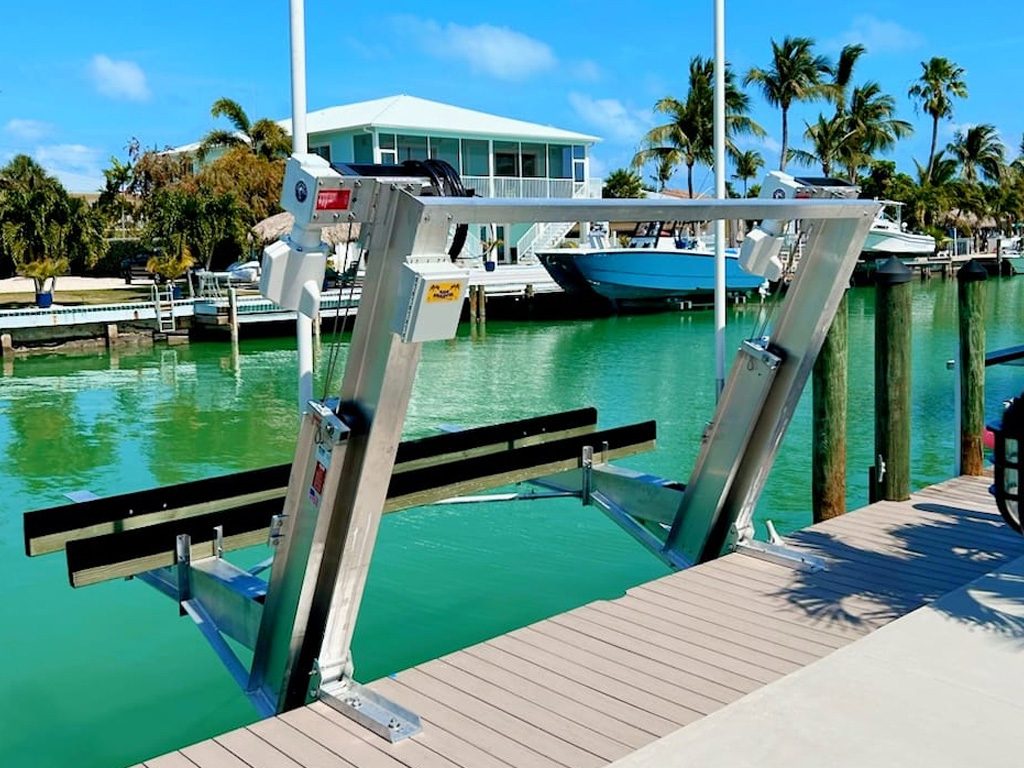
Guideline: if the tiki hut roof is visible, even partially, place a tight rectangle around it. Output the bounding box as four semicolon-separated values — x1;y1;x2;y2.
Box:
250;211;361;246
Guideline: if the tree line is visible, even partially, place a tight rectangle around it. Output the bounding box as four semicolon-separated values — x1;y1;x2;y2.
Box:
0;98;289;298
606;37;1024;242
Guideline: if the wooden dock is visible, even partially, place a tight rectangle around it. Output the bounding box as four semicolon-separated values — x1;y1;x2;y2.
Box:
137;475;1024;768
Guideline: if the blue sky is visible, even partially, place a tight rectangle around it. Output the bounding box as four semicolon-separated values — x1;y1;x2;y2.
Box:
3;0;1023;192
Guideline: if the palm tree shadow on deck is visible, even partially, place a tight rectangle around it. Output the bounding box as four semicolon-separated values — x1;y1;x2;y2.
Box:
773;501;1024;642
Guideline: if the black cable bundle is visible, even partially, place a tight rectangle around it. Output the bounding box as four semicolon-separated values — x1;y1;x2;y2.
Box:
399;159;474;260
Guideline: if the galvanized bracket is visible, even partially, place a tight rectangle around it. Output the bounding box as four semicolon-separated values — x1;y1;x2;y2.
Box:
319;679;422;743
580;446;594;505
175;533;192;614
731;521;825;572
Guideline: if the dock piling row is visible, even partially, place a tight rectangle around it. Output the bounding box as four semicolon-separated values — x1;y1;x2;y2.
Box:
872;257;913;503
958;260;987;476
812;291;848;522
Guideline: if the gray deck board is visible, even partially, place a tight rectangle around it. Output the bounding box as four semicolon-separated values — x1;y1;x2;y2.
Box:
215;727;304;768
146;476;1024;768
145;754;199;768
179;740;252;768
440;650;649;750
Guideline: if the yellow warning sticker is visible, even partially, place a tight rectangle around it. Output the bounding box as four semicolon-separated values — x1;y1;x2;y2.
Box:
426;282;462;303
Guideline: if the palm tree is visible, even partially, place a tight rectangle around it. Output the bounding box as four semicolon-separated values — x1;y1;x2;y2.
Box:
789;114;851;177
841;82;913;181
198;98;291;161
910;151;960;227
650;153;676;192
826;43;866;111
732;150;764;196
0;155;102;299
908;57;968;182
947;124;1005;183
745;36;831;171
602;168;645;198
634;56;764;198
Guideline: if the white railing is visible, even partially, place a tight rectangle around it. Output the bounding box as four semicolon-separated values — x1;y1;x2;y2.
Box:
461;177;584;199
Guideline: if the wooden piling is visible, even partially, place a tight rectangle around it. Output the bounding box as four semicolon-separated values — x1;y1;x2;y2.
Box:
105;324;119;348
873;257;913;502
227;287;239;345
813;291;848;521
469;284;478;323
1;333;12;357
958;259;987;476
479;285;487;323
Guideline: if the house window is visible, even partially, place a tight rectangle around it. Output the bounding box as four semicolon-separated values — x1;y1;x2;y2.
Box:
353;134;373;163
461;139;489;176
494;141;519;177
572;145;586;183
521;143;546;178
379;133;397;165
309;144;331;162
429;137;460;168
397;134;428;162
548;144;572;179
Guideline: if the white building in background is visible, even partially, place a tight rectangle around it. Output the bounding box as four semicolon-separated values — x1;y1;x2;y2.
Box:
177;94;602;263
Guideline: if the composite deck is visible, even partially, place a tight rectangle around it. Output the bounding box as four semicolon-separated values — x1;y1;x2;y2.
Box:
138;475;1024;768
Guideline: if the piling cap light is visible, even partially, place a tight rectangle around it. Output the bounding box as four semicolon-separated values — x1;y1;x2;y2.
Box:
989;391;1023;534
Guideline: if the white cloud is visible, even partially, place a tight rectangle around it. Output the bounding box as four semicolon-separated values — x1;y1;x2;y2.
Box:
588;154;609;180
5;119;52;141
942;121;975;139
34;144;105;192
395;17;556;81
825;15;924;54
568;93;649;143
571;60;602;82
89;54;150;101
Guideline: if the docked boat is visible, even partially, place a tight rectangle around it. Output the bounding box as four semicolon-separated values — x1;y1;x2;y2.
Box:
862;202;936;257
536;221;766;310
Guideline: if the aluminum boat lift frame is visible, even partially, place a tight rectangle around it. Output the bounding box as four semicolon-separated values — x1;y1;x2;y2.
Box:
23;156;879;741
242;159;876;734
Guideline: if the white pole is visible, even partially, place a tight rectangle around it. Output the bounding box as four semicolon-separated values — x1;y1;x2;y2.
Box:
713;0;727;400
289;0;314;413
289;0;307;156
297;313;315;413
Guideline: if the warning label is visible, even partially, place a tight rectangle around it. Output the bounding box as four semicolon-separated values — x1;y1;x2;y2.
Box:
426;282;462;303
309;461;327;507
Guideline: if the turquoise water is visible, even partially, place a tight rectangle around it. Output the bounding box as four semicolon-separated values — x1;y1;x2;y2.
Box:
1;278;1022;767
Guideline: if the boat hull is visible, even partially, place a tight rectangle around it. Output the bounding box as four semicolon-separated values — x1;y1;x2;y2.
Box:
862;230;936;256
537;248;765;305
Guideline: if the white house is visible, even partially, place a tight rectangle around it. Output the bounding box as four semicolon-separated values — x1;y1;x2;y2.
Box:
177;94;601;263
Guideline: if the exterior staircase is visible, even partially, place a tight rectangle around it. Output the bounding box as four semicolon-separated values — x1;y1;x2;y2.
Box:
515;221;576;263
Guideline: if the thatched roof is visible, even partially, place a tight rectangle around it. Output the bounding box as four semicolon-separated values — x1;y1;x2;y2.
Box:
251;211;362;246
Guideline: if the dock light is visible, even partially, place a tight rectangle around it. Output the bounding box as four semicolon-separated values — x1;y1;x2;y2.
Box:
989;391;1023;534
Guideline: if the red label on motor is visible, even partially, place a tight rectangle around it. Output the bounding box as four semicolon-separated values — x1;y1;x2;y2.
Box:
315;188;351;210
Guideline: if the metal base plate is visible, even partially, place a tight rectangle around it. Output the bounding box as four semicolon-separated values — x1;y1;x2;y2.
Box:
320;680;422;742
735;538;826;572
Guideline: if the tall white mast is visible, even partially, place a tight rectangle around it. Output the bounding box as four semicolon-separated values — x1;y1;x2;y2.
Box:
713;0;727;399
289;0;314;414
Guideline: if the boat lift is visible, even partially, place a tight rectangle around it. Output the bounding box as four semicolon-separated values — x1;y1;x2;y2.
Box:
22;157;878;740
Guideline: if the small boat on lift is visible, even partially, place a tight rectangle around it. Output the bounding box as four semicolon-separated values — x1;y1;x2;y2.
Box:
862;201;935;257
536;221;766;310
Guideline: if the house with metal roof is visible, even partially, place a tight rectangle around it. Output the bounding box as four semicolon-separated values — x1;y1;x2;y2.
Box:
179;95;601;263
